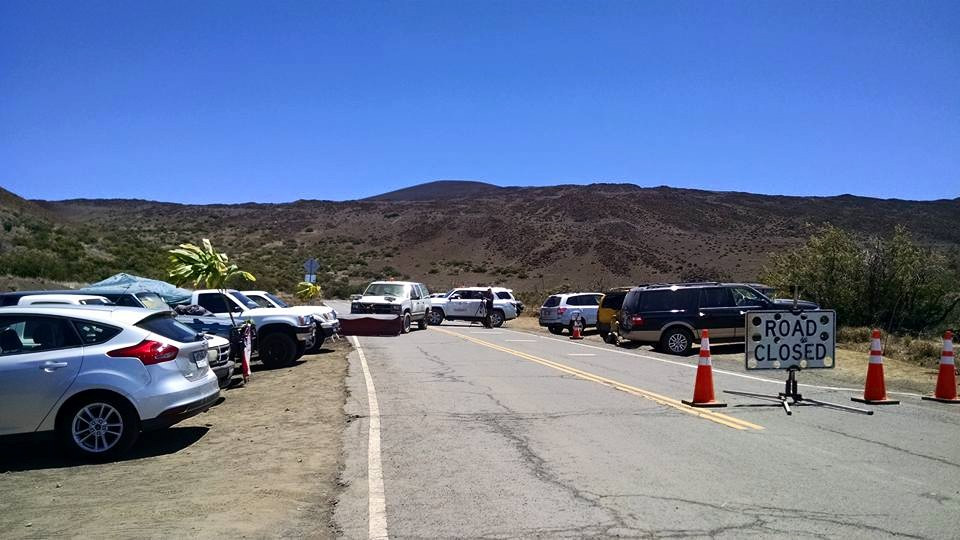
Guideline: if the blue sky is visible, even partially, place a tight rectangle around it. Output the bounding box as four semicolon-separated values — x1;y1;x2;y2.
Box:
1;1;957;203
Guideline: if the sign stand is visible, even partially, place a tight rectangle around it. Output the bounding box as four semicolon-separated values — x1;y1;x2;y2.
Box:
725;366;873;416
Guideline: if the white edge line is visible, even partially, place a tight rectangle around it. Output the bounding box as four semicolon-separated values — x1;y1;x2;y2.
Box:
498;328;924;398
350;336;389;540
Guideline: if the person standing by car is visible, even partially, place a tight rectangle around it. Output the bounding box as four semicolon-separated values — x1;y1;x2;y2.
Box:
482;288;495;328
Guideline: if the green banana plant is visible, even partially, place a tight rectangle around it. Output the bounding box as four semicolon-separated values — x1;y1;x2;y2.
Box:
295;281;323;302
168;238;255;325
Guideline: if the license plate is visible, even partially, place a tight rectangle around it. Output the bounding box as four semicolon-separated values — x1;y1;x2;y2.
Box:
193;350;209;368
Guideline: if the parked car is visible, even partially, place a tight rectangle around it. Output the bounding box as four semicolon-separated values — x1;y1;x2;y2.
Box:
187;289;315;367
241;290;340;353
350;281;432;333
596;287;632;338
0;305;220;460
538;293;603;335
619;282;820;355
428;286;520;327
0;290;240;386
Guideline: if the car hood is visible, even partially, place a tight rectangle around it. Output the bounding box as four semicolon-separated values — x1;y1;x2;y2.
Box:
771;299;820;310
280;305;338;320
240;307;308;318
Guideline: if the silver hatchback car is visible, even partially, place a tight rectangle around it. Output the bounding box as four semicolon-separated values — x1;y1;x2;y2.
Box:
0;305;220;460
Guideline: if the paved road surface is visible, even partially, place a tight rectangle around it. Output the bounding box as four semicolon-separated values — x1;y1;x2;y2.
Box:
331;305;960;539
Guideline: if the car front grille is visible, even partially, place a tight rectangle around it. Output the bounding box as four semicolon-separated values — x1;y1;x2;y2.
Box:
353;303;396;315
210;344;231;367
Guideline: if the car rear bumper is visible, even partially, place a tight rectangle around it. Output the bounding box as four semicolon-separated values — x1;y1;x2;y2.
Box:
142;390;220;431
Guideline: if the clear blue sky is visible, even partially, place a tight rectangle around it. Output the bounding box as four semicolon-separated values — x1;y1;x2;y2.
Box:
1;1;957;203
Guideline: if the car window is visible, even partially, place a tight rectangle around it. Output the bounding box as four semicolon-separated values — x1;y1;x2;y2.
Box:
230;292;261;310
0;315;82;355
410;285;422;300
419;284;430;296
197;293;230;313
458;290;482;300
639;289;698;311
731;287;766;306
113;294;142;308
136;314;199;343
496;292;512;300
136;293;169;310
246;294;274;308
72;320;122;345
585;295;602;306
543;296;561;308
699;287;736;308
600;292;626;310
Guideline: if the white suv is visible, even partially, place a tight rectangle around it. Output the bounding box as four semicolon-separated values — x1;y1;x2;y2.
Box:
429;287;520;327
0;305;220;460
350;281;431;333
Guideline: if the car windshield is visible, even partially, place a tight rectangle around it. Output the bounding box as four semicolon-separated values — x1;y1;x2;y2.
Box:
247;295;274;308
136;293;170;310
265;293;289;308
230;291;262;310
364;283;408;298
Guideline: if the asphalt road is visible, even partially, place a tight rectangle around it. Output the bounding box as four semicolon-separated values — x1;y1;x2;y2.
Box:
331;306;960;539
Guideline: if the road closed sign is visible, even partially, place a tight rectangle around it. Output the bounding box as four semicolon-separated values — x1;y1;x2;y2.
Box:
745;310;836;370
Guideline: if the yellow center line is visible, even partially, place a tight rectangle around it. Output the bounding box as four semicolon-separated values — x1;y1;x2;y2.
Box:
430;326;764;432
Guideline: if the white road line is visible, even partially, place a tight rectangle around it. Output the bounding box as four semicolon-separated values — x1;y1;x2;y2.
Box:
497;328;924;398
350;336;389;540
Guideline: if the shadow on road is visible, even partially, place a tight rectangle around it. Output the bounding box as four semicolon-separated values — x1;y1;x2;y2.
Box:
0;426;210;473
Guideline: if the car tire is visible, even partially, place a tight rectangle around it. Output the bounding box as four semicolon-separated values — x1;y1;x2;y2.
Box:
548;326;563;335
295;341;306;359
56;393;140;461
660;327;693;356
306;336;325;355
428;309;445;326
401;312;412;334
259;332;298;367
418;313;428;330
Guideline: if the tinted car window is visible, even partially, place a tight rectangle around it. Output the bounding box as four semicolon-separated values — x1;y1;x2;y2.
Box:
640;289;698;311
197;293;230;313
496;292;512;300
600;292;626;310
137;314;200;343
700;288;736;308
542;296;561;308
731;287;765;306
458;290;483;300
247;294;274;308
265;293;288;308
0;315;82;355
113;294;142;308
72;320;122;344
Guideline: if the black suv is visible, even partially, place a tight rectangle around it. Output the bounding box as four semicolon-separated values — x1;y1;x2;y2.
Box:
618;282;818;355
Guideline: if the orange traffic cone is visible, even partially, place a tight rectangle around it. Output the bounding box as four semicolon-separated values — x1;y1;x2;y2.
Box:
682;330;726;408
922;330;960;404
851;329;899;405
570;314;583;340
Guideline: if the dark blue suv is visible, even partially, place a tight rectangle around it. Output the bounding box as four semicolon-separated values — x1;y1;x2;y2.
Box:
618;282;818;355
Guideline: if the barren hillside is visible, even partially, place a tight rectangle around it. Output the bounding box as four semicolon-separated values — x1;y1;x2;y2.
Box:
1;182;953;297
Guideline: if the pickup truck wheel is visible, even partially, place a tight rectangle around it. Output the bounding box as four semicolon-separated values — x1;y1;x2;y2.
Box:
428;309;444;326
401;312;412;334
295;341;306;359
417;314;428;330
306;336;324;354
490;310;505;328
259;333;297;367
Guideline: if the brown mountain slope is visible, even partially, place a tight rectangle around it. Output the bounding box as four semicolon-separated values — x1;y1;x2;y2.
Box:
25;183;960;295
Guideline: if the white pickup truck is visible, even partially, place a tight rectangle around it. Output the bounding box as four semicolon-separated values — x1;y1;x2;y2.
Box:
242;290;340;353
189;289;315;367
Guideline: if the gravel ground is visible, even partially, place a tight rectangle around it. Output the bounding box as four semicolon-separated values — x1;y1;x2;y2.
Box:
0;340;349;539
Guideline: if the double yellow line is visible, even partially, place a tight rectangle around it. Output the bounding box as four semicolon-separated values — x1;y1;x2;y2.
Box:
431;327;764;432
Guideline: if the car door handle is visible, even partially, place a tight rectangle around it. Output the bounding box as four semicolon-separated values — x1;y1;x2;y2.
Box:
41;361;70;371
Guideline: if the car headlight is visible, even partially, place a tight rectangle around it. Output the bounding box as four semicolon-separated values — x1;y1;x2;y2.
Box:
391;304;402;313
207;347;219;363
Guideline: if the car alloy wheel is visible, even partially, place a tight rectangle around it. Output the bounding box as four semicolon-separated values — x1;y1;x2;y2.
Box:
428;309;444;325
72;402;124;454
667;332;689;354
490;310;504;328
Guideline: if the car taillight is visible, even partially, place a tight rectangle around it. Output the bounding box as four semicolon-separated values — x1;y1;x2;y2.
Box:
630;315;645;327
107;340;179;365
557;307;567;316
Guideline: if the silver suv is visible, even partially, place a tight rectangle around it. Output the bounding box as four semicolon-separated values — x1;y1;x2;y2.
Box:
0;305;220;460
351;281;432;333
538;292;603;335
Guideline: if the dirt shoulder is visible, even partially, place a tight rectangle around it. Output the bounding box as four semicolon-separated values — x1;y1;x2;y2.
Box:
0;340;350;539
508;316;939;395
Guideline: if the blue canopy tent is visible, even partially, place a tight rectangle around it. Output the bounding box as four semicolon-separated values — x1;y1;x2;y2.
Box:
81;273;193;305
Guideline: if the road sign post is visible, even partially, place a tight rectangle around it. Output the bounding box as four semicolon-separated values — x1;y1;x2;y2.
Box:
724;309;872;416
